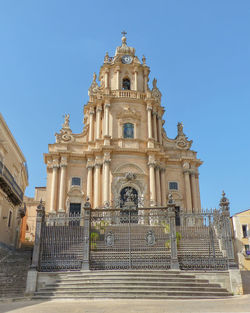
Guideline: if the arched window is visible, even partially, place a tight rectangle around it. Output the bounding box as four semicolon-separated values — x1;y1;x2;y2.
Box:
123;123;134;138
122;78;130;90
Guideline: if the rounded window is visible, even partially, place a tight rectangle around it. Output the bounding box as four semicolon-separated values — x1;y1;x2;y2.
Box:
122;78;130;90
123;123;134;138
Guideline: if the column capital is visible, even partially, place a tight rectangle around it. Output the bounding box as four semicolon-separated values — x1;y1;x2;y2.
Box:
115;66;120;72
52;158;60;168
152;109;158;116
89;107;95;115
96;104;103;112
60;156;67;167
146;103;153;110
104;101;110;108
183;169;191;175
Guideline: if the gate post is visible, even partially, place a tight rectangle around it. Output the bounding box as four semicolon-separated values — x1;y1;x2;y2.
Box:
25;199;45;295
220;192;235;268
168;194;180;270
31;199;45;269
82;198;91;271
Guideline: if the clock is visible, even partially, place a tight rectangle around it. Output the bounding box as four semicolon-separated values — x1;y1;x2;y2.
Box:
121;55;133;64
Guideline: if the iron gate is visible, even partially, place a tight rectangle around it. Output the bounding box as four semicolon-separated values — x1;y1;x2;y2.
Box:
90;206;171;270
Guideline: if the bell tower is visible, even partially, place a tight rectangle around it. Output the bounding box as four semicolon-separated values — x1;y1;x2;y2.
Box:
44;33;202;214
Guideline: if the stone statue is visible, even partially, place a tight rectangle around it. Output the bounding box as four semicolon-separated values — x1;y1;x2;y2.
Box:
63;114;70;129
177;122;184;136
152;78;157;89
124;188;135;203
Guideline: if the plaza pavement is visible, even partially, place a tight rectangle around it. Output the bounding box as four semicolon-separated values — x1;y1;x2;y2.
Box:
0;296;250;313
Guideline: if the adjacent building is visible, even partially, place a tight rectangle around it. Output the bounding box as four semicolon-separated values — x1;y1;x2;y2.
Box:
0;113;28;248
231;209;250;270
20;187;46;245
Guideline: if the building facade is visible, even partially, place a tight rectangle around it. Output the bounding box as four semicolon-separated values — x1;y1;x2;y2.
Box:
20;187;46;245
0;113;28;248
231;209;250;270
44;34;202;215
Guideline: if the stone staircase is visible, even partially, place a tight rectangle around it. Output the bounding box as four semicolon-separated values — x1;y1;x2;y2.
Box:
33;270;232;299
0;246;32;299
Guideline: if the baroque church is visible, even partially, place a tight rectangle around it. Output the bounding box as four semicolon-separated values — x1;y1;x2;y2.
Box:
24;33;243;298
44;33;202;215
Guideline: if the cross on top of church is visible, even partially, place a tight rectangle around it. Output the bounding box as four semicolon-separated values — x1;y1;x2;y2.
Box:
121;30;127;37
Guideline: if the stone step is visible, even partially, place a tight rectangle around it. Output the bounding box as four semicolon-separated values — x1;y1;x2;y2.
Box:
34;290;232;298
40;286;228;292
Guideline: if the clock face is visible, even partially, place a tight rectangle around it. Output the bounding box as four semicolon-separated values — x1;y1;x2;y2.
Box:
122;55;133;64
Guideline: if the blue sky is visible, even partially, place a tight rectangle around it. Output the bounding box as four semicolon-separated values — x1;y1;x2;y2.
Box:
0;0;249;215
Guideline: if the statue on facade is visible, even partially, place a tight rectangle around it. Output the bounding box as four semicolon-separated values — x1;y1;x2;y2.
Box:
62;114;70;129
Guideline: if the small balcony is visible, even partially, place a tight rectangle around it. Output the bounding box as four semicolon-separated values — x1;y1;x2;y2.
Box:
111;90;146;100
0;160;23;205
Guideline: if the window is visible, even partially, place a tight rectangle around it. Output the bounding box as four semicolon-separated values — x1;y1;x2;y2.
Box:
169;182;178;190
242;225;248;238
245;245;250;255
8;211;12;228
72;177;81;186
123;123;134;139
122;78;130;90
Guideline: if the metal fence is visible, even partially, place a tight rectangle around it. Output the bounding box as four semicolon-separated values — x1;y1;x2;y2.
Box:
32;199;235;272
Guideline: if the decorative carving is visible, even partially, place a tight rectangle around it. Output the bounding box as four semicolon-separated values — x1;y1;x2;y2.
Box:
146;230;156;246
219;191;230;212
175;122;193;150
125;172;136;181
55;114;75;143
88;72;100;95
117;105;140;121
105;231;114;247
142;55;146;65
152;78;162;102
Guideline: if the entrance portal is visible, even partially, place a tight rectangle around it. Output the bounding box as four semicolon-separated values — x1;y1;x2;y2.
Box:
120;187;138;223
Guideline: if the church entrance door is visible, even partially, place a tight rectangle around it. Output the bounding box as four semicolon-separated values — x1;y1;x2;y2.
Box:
120;187;138;223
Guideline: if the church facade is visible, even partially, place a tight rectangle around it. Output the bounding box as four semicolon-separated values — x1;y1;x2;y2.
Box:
44;34;202;215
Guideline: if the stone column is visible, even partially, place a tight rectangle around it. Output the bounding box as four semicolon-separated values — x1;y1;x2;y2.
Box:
157;114;163;145
102;156;111;206
88;107;95;142
96;104;102;140
93;162;101;209
160;167;167;206
134;68;138;91
168;198;180;270
147;104;153;139
184;170;192;212
116;66;120;90
58;156;67;211
86;159;94;204
148;156;156;206
155;165;161;206
190;171;198;212
196;174;202;211
104;102;110;137
104;69;109;88
50;158;59;212
153;110;158;141
143;68;148;92
82;199;91;270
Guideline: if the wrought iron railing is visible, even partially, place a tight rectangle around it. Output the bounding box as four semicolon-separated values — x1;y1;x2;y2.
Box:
34;201;235;272
0;160;23;204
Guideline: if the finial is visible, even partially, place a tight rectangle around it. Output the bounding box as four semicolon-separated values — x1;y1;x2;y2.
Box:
93;72;97;82
121;30;127;45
